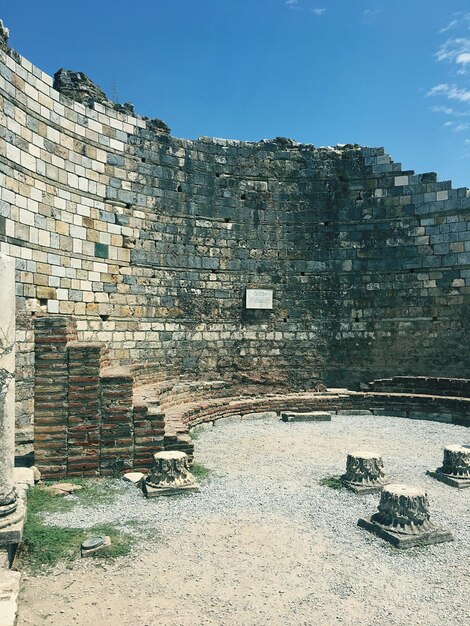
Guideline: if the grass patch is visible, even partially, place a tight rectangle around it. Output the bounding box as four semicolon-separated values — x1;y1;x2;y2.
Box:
319;476;345;490
16;483;133;574
191;462;213;481
189;426;207;441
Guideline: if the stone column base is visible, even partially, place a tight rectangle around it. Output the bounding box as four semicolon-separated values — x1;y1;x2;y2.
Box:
343;481;389;494
0;499;25;546
358;516;454;549
426;470;470;489
142;482;200;498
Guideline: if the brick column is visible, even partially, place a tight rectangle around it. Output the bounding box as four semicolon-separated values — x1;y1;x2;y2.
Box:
67;342;103;477
133;403;165;472
100;368;134;475
34;316;76;479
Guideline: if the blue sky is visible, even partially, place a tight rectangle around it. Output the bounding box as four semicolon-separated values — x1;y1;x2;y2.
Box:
2;0;470;188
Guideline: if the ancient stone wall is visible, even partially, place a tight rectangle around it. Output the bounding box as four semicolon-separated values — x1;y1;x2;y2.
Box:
0;39;469;430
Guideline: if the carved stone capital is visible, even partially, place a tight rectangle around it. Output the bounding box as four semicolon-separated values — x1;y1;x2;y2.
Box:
439;445;470;478
341;451;388;493
143;451;199;497
371;484;435;535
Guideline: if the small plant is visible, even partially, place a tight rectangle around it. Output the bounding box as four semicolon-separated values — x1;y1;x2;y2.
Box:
191;462;213;481
319;476;345;490
189;425;207;441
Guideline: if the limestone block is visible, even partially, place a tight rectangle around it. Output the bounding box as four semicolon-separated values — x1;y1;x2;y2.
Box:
122;472;145;487
0;570;21;626
241;411;277;421
280;411;332;423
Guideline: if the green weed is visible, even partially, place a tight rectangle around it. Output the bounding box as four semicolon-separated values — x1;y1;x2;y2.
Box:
319;476;345;490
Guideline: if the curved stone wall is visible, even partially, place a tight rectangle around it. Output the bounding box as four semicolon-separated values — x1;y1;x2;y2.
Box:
1;39;470;429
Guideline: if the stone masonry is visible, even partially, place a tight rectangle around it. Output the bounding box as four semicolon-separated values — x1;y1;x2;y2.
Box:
0;24;469;438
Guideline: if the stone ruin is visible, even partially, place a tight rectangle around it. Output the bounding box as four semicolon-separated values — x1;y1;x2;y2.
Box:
341;450;389;493
0;21;468;618
358;483;453;549
427;444;470;489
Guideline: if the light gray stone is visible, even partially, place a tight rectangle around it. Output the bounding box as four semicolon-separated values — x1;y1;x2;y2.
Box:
0;254;23;537
122;472;145;486
280;411;332;423
240;411;277;421
0;570;21;626
214;415;241;426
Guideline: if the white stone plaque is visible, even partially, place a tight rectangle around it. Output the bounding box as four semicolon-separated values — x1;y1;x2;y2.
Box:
245;289;273;309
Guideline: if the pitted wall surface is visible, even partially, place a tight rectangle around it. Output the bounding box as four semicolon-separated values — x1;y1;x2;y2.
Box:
0;43;469;428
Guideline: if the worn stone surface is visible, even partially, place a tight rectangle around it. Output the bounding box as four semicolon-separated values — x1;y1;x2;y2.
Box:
280;411;332;423
358;483;453;548
122;472;145;486
0;569;21;626
341;451;389;493
0;254;23;535
0;19;9;53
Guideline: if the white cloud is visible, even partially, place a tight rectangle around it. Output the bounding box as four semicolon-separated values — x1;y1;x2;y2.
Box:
439;19;459;34
285;0;300;8
363;9;381;22
456;52;470;65
427;83;470;103
311;8;326;16
431;104;456;115
436;38;470;66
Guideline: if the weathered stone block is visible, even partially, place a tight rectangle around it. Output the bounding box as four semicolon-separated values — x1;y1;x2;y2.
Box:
280;411;331;423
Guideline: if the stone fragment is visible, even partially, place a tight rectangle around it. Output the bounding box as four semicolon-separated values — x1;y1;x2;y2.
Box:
0;19;9;53
241;411;277;420
214;415;241;426
280;411;332;423
189;422;214;432
30;466;41;483
0;570;21;626
45;483;83;496
81;535;111;558
427;444;470;489
12;468;35;488
358;483;453;548
341;451;389;493
122;472;145;487
143;451;199;498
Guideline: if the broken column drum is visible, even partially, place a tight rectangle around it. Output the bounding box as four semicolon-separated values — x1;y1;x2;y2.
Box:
439;445;470;479
372;484;435;534
0;253;24;536
358;483;453;548
427;444;470;488
341;451;388;493
143;451;199;497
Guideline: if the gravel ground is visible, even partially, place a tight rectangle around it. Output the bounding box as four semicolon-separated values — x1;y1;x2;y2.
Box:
18;415;469;626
